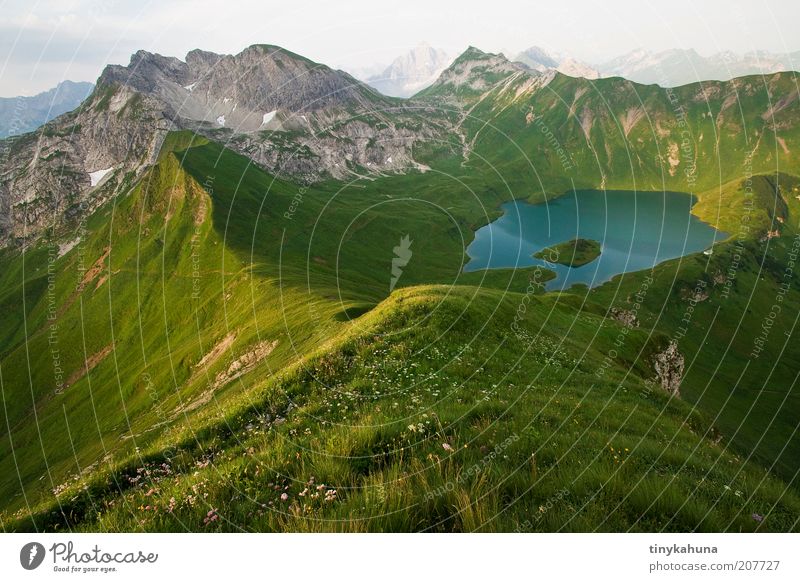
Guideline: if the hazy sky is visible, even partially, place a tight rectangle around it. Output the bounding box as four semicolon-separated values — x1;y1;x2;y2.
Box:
1;0;798;96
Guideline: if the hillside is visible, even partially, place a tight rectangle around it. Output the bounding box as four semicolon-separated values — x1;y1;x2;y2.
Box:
414;48;800;201
0;45;799;532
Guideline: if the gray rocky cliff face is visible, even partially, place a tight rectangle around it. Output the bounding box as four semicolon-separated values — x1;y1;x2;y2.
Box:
0;84;169;246
0;45;445;247
653;340;685;397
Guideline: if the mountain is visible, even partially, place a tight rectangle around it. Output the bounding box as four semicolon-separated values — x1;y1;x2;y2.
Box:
1;45;799;532
514;46;600;79
364;43;453;97
418;47;798;198
418;46;536;101
0;80;94;138
599;48;800;86
0;45;442;247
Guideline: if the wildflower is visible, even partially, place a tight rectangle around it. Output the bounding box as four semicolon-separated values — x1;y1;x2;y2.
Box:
203;509;219;525
752;513;764;523
442;443;454;452
280;493;289;501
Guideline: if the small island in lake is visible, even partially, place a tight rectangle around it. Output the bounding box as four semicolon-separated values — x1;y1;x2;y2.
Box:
534;238;602;267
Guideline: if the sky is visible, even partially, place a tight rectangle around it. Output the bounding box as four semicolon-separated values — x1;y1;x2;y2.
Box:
1;0;799;96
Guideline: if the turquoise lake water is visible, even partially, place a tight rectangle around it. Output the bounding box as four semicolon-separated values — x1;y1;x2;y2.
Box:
464;190;727;290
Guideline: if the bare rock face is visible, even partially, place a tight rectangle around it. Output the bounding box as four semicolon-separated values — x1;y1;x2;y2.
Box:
97;45;439;183
610;307;639;329
0;45;444;247
653;340;684;397
0;84;170;246
422;47;528;99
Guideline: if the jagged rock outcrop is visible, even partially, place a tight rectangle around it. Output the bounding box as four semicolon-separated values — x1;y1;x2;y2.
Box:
610;307;639;329
653;340;684;397
0;84;169;247
95;44;440;183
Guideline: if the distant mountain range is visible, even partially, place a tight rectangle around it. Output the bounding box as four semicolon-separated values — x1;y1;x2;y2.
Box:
513;46;600;79
6;46;797;141
0;80;93;138
598;48;800;86
513;46;800;87
357;45;800;96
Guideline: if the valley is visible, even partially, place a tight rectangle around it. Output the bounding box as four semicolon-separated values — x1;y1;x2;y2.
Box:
0;44;798;533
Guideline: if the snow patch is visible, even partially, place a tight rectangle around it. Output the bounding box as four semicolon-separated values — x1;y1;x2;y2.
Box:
261;110;277;125
184;82;197;92
89;167;114;187
58;237;81;258
216;115;226;126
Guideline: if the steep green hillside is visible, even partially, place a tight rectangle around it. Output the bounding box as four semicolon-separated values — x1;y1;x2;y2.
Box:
590;173;800;481
1;130;798;532
14;285;800;533
0;133;550;528
416;52;799;206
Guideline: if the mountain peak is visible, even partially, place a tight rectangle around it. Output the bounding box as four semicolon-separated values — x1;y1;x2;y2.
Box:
365;44;453;98
457;46;493;62
514;46;599;79
417;46;528;100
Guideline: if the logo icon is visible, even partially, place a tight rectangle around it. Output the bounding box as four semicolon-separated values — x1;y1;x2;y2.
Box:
20;542;46;570
390;235;413;292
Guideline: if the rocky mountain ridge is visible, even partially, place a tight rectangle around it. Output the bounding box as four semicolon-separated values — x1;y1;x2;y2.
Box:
0;45;447;247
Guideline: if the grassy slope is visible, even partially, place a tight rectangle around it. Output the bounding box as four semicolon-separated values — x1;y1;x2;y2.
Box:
29;286;800;532
0;131;798;531
446;71;800;203
589;173;800;481
0;133;552;528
